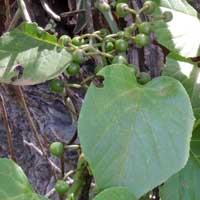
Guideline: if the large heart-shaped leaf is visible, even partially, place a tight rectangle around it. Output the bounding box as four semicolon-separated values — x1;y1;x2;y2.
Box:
153;0;200;57
78;64;194;197
0;22;72;85
162;55;200;119
0;158;49;200
93;187;137;200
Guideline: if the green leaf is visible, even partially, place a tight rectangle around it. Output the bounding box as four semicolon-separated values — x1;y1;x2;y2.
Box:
0;22;72;85
153;0;200;57
162;56;200;119
160;153;200;200
0;158;49;200
160;56;200;199
93;187;137;200
78;64;194;198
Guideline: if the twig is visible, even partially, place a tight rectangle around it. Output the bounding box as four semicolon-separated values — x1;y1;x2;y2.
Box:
7;8;21;31
60;9;86;17
4;0;12;30
14;86;59;176
86;0;94;34
60;8;96;18
16;86;46;156
40;0;61;21
23;140;61;173
17;0;31;22
0;95;16;162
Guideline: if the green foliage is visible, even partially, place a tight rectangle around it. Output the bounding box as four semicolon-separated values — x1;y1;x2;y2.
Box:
153;0;200;57
0;23;72;85
160;154;200;200
78;64;194;198
162;56;200;119
0;158;49;200
93;187;137;200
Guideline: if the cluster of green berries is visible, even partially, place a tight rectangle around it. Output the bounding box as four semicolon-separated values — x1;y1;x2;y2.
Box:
49;0;173;92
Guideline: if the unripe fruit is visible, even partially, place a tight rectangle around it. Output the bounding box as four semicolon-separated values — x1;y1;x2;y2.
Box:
99;29;110;37
72;36;84;46
112;55;128;65
163;11;173;22
66;62;80;76
49;79;64;93
58;35;71;46
96;2;110;12
55;180;69;195
117;31;125;38
50;142;64;157
134;34;150;47
143;1;157;14
72;49;86;64
115;39;129;52
116;3;129;17
138;22;152;35
105;42;114;52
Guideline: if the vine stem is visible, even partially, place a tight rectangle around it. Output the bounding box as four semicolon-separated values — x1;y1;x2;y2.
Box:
17;0;31;22
7;8;21;31
40;0;61;21
67;154;89;199
0;95;16;162
95;0;119;33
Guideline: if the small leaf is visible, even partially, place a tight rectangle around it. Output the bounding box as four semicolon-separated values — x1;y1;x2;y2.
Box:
0;22;72;85
93;187;137;200
78;64;194;197
153;0;200;57
0;158;49;200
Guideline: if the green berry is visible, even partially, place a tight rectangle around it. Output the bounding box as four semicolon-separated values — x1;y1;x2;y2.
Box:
134;33;150;47
116;3;129;17
138;22;152;35
112;55;128;65
163;11;173;22
96;2;110;12
55;180;69;195
72;36;84;46
50;142;64;157
124;25;135;38
72;49;86;64
105;42;114;52
49;79;64;93
143;1;157;14
115;39;128;52
117;31;125;38
137;72;151;84
66;62;80;76
58;35;71;46
99;29;110;37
